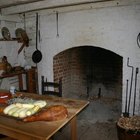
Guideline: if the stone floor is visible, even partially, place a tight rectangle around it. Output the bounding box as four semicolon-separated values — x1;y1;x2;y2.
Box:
54;118;119;140
53;98;120;140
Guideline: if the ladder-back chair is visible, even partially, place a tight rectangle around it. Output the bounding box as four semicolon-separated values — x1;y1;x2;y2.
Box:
41;76;62;97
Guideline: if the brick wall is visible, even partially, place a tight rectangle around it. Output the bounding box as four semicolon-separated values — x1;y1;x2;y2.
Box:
53;46;122;99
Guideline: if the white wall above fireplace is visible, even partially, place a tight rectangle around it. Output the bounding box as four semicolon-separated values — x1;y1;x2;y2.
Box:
0;0;139;115
35;3;140;115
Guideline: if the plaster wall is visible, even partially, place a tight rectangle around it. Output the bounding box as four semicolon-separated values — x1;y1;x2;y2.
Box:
0;2;140;116
0;18;29;90
34;4;140;115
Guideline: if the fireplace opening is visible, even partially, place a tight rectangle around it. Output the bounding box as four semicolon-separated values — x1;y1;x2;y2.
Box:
53;46;122;121
54;46;122;98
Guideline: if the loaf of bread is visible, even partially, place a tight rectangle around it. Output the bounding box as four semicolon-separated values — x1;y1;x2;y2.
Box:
23;105;68;122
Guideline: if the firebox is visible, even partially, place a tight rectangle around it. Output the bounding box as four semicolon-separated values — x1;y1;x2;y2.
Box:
53;46;122;121
53;46;122;99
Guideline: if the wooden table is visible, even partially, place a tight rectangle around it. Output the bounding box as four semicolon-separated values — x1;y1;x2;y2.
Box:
0;92;89;140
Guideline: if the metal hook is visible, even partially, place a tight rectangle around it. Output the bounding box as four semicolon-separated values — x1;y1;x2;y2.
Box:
127;57;134;115
137;33;140;48
23;13;26;31
56;11;59;37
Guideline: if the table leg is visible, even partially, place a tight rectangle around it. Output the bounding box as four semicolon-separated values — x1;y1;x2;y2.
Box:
70;116;77;140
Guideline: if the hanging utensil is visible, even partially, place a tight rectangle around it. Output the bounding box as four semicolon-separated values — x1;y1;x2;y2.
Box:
56;11;59;37
137;33;140;48
23;13;26;31
127;57;134;116
133;67;139;115
32;13;42;63
16;28;29;54
38;15;41;43
123;79;129;117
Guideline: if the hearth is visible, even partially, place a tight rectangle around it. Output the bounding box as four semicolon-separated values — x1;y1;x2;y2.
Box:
53;46;122;122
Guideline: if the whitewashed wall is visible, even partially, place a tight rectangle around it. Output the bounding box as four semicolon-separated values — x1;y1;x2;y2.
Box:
0;16;30;90
33;4;140;115
0;1;140;115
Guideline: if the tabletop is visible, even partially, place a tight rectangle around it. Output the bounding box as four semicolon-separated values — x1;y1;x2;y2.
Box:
0;92;89;140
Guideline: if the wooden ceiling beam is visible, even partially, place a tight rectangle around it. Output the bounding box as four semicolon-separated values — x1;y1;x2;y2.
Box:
1;0;140;15
0;0;44;9
1;0;115;15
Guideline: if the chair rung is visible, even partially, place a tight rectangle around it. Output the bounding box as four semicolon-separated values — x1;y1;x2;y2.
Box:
43;82;59;87
43;91;61;96
41;76;62;97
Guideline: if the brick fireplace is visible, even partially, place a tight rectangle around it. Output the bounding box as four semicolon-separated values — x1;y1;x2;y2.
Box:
0;0;139;126
52;46;123;121
37;1;140;117
53;46;122;100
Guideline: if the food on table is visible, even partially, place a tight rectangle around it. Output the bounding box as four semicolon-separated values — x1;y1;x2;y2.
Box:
2;96;68;122
0;92;12;104
26;105;40;116
7;106;19;116
3;100;47;118
7;97;36;104
14;107;29;118
8;97;47;108
33;100;47;108
15;103;35;108
3;104;17;114
23;105;68;122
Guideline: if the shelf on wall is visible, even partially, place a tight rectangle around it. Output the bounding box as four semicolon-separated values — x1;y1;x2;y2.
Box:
0;38;22;42
0;38;31;42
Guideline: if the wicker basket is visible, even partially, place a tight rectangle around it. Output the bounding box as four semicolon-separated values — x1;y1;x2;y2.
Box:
117;123;140;140
116;116;140;140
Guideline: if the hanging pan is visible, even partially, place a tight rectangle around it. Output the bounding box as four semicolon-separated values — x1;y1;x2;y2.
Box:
32;13;42;63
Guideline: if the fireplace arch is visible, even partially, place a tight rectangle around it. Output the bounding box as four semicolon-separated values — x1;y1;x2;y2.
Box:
53;46;123;100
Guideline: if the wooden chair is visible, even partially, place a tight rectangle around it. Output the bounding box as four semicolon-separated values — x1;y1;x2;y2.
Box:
41;76;62;97
41;76;63;139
